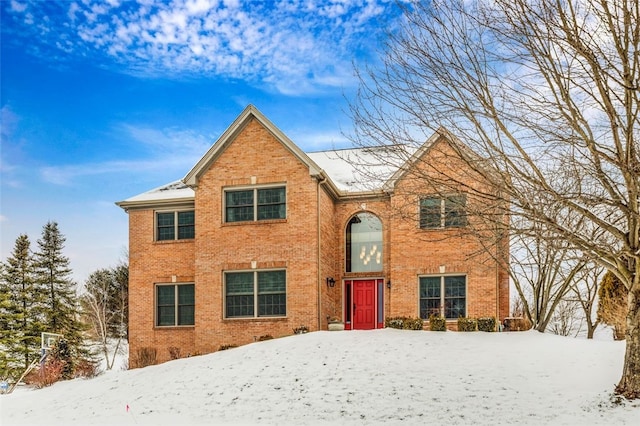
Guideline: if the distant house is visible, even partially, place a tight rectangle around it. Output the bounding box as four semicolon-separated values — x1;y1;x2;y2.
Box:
117;105;509;367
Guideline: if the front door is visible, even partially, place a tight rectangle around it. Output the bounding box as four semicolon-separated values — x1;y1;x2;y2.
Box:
352;279;376;330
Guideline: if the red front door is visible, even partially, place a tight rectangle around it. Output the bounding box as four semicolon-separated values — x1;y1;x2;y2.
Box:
352;279;376;330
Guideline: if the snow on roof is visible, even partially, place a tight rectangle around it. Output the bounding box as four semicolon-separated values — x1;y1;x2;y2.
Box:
119;145;417;206
308;145;416;192
118;180;194;205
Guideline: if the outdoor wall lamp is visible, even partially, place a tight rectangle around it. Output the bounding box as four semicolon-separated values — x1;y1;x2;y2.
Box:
387;280;392;289
326;277;336;287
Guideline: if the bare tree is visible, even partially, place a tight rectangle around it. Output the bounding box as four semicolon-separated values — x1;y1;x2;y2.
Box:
81;265;127;370
549;299;584;337
566;263;603;339
349;0;639;398
509;227;588;332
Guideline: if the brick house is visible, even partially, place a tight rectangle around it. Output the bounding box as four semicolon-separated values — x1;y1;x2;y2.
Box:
117;105;509;366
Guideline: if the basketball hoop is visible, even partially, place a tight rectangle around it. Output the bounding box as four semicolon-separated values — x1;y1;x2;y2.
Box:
41;332;63;352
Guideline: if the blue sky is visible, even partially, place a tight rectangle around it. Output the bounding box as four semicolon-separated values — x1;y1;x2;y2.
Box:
1;0;400;284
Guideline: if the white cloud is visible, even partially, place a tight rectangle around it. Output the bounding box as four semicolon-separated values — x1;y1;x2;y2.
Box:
10;0;27;13
3;0;394;94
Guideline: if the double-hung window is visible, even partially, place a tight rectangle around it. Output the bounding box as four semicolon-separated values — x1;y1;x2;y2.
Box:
225;186;286;223
419;195;467;229
156;211;195;240
225;270;286;318
156;283;195;326
419;276;466;319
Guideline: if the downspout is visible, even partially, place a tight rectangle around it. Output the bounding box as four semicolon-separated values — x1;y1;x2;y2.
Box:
496;243;500;331
496;217;503;331
317;175;326;331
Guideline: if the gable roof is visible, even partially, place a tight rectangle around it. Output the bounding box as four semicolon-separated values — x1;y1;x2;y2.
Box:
117;106;477;210
183;104;323;187
383;127;465;191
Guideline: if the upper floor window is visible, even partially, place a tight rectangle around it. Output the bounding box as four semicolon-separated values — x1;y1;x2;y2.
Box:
346;212;383;273
156;283;195;326
157;211;195;241
225;270;286;318
225;186;286;223
419;195;467;229
419;275;466;319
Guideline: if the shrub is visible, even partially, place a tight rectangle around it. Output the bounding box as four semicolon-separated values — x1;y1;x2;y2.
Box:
168;346;181;360
385;317;404;329
25;359;64;388
218;344;237;351
457;317;477;332
385;317;424;330
478;317;496;332
258;335;273;341
429;314;447;331
503;317;532;331
293;325;309;334
74;358;100;379
133;347;157;368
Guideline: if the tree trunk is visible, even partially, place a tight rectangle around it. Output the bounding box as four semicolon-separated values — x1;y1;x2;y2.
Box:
616;289;640;399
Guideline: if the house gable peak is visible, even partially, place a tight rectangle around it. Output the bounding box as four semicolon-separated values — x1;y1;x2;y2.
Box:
183;104;323;187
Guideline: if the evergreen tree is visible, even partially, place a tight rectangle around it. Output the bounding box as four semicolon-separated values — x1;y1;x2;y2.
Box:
110;261;128;338
0;234;43;378
597;271;628;341
33;222;86;354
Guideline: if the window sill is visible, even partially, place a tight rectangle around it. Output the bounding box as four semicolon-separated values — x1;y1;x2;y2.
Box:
223;316;287;322
222;219;287;227
419;226;467;231
153;239;195;245
154;325;195;329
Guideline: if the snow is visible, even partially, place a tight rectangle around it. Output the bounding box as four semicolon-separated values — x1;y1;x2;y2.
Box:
118;180;194;204
120;144;418;204
308;146;412;192
2;330;638;425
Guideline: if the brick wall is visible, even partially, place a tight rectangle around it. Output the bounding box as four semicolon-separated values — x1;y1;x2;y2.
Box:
192;118;324;355
128;208;196;366
388;136;509;324
125;119;509;367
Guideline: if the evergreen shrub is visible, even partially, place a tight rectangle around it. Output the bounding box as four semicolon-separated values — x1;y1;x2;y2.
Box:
385;317;424;330
478;317;497;332
429;314;447;331
457;317;477;332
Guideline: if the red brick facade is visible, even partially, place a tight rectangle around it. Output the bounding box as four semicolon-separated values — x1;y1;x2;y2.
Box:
118;105;509;367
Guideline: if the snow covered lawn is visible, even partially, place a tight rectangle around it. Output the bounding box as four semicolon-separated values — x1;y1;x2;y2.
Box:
2;329;638;425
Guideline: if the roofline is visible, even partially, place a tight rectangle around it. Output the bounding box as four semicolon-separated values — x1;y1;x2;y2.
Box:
383;128;443;191
383;127;480;191
183;104;324;187
115;198;195;212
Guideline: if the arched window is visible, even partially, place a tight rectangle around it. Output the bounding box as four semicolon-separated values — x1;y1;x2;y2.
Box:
346;212;383;272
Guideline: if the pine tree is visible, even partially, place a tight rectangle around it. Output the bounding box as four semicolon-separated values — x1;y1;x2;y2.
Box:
0;234;44;378
33;222;86;355
597;271;628;341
